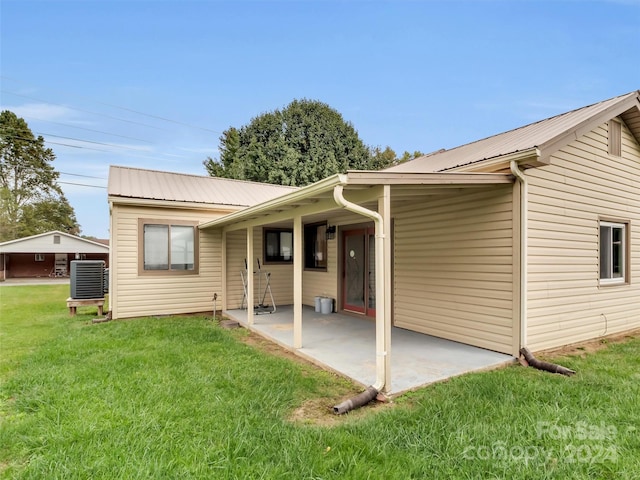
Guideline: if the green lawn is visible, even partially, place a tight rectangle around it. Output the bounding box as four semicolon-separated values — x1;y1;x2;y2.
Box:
1;285;639;479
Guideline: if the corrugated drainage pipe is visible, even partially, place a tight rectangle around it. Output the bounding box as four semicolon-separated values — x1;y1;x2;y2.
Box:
520;347;576;376
333;386;379;415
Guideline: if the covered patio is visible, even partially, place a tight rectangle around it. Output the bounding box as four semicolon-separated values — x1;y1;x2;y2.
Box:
201;171;518;395
225;306;514;395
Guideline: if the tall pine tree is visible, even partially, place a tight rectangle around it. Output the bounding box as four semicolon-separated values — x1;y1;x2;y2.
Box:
0;110;79;241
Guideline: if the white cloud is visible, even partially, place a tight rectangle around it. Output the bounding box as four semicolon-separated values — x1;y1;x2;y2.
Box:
9;102;75;122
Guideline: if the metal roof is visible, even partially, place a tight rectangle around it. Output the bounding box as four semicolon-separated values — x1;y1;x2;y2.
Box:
108;166;298;206
199;171;514;231
387;90;640;173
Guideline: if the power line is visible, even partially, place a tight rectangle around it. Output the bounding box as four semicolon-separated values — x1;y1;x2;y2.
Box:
35;131;149;151
18;116;153;144
60;172;107;180
1;130;148;153
1;78;223;135
58;181;107;189
1;83;217;164
1;89;172;132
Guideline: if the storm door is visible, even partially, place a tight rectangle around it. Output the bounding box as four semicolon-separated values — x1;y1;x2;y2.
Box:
342;228;375;317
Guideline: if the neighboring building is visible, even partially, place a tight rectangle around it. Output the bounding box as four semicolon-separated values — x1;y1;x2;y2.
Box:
108;91;640;393
0;231;109;280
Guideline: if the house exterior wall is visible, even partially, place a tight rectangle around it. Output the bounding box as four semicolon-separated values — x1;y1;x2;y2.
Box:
225;229;247;309
224;210;364;311
224;228;294;310
110;203;230;319
392;186;516;355
302;210;365;308
302;238;338;306
526;120;640;351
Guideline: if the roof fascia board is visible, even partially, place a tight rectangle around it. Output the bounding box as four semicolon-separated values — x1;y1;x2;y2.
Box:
345;171;515;184
537;95;640;163
445;148;542;173
199;173;346;230
108;196;244;213
218;186;385;232
0;230;61;247
200;171;516;230
0;230;108;250
220;197;340;232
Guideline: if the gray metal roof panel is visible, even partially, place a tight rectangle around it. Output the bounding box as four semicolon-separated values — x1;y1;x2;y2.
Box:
387;91;640;173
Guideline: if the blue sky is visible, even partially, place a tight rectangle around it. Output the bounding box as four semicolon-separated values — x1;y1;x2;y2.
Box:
1;0;639;238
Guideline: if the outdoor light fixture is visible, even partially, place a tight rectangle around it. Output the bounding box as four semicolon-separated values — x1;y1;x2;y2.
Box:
326;225;336;240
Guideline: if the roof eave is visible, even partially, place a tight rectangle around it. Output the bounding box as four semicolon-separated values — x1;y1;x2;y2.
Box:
199;171;514;230
0;230;110;252
443;147;544;173
537;92;640;162
108;195;248;212
199;173;347;230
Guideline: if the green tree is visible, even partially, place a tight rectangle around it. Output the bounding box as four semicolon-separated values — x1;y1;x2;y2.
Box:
398;150;426;165
204;99;382;186
204;127;242;178
369;146;399;170
0;110;80;241
18;195;79;238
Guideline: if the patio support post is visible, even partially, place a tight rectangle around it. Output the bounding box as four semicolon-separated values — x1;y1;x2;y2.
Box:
379;184;392;392
293;215;303;348
246;227;254;326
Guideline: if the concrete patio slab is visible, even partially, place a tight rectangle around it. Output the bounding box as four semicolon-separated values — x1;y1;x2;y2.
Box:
225;306;514;394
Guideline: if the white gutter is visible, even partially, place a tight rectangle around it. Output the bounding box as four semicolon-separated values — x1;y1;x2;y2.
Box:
447;147;543;173
199;174;347;230
510;161;528;348
333;185;386;392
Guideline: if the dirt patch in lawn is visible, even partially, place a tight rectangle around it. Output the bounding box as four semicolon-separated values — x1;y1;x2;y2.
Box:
288;394;394;427
540;328;640;358
237;328;316;367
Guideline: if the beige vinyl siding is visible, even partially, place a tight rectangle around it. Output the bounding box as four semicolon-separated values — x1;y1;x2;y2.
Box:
393;186;515;354
526;120;640;351
254;228;294;306
225;211;368;310
110;204;228;319
224;228;293;309
302;238;337;306
302;210;374;307
225;230;247;309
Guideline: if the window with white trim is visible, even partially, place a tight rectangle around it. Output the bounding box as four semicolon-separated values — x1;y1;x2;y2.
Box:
599;221;627;285
35;253;45;262
139;220;198;274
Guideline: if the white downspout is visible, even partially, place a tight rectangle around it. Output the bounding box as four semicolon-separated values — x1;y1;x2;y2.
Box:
333;185;386;392
510;161;528;348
